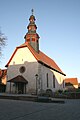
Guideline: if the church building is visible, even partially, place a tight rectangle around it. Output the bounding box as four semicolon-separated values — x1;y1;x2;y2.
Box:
6;10;66;94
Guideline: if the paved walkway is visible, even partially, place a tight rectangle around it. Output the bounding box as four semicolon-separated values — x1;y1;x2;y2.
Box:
0;99;80;120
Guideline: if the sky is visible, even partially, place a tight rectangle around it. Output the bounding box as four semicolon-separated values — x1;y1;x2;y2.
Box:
0;0;80;82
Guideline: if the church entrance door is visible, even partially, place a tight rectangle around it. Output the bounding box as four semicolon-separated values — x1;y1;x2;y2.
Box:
16;82;25;94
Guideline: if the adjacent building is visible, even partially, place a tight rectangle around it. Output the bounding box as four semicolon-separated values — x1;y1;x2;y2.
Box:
0;69;7;92
65;78;78;90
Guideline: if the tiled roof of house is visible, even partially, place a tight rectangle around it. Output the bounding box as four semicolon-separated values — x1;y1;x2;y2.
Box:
64;78;78;85
0;69;2;76
0;69;7;78
5;42;66;76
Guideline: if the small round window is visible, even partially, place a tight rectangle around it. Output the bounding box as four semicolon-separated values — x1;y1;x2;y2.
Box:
19;66;26;73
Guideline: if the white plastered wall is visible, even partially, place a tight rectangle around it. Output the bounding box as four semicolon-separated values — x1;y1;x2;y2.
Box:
6;47;39;93
38;63;65;92
73;85;78;89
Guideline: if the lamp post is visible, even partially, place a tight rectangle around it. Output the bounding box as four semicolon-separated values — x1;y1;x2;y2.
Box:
35;74;38;95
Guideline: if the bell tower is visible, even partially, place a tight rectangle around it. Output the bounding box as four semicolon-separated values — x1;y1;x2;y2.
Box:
24;9;40;53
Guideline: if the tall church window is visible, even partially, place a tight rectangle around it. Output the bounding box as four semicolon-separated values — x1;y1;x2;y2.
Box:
63;80;65;88
46;73;49;88
53;74;55;88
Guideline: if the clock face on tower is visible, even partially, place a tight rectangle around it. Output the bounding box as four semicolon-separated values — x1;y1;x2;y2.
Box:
19;66;26;73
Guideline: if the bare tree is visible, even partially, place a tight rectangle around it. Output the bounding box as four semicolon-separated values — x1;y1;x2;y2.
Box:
0;29;7;56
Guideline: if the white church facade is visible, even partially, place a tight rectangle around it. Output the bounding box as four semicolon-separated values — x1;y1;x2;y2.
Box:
6;10;66;94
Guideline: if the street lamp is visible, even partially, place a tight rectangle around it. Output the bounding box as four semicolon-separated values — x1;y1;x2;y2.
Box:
35;74;38;95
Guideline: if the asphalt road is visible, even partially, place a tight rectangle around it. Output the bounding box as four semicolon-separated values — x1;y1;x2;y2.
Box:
0;99;80;120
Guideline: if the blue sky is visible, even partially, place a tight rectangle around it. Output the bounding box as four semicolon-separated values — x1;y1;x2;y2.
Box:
0;0;80;82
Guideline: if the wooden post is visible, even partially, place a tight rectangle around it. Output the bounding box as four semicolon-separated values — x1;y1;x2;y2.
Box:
25;84;26;94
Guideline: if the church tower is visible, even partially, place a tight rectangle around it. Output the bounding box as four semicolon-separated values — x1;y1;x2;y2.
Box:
24;9;40;53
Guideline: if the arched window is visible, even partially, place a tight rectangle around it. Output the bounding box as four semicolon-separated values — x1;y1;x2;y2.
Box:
46;73;49;88
53;74;55;88
63;80;65;88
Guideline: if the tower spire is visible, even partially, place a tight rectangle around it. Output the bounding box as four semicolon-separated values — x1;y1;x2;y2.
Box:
24;10;40;53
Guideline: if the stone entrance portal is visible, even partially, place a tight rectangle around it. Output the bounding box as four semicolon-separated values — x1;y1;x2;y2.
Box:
8;75;28;94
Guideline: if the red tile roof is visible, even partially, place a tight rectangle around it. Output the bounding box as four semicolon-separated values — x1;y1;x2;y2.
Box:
64;78;78;85
5;42;66;76
0;69;2;76
8;75;28;83
0;69;7;78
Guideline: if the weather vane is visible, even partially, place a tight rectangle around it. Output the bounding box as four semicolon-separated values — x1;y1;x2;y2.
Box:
31;9;34;15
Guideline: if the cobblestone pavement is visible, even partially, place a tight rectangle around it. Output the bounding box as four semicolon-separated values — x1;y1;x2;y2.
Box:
0;99;80;120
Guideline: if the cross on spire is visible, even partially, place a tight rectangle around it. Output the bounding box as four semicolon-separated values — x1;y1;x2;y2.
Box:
31;9;34;15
